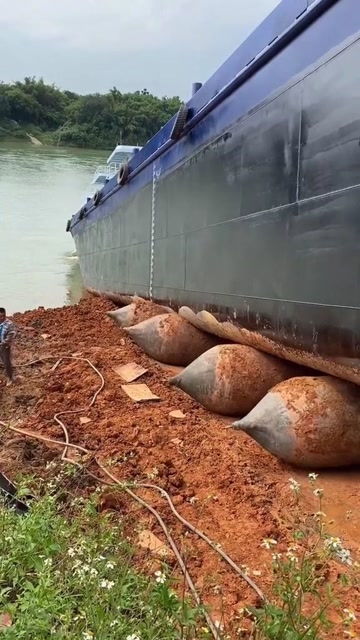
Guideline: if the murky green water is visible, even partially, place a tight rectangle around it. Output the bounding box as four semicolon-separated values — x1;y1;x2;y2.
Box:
0;141;107;314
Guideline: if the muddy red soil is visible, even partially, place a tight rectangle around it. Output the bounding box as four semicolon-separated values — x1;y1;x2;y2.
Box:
1;296;359;637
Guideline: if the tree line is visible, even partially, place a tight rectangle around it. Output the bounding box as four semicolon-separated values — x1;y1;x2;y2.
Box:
0;77;181;148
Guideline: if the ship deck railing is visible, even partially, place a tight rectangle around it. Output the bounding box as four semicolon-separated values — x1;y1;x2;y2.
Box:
92;162;122;184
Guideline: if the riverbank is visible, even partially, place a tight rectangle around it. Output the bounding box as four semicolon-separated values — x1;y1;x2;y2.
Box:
0;127;110;151
1;296;360;637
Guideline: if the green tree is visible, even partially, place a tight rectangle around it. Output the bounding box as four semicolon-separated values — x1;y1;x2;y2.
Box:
5;87;41;124
0;77;181;148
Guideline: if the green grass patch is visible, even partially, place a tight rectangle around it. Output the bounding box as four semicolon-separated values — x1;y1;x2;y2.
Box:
0;467;204;640
0;467;357;640
249;476;357;640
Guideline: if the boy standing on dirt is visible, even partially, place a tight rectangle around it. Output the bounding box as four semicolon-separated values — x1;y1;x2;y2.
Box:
0;307;17;386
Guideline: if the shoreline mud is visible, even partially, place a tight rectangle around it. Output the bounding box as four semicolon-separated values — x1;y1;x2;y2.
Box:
1;295;359;636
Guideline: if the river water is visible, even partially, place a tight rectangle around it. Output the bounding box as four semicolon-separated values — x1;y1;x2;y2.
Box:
0;141;106;314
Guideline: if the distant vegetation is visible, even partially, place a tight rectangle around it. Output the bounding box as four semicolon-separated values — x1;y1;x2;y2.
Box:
0;77;181;149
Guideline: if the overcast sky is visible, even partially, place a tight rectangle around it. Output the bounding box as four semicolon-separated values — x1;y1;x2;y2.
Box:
0;0;279;98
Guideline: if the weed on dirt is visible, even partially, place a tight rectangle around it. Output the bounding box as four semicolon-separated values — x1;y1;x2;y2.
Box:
250;475;358;640
0;466;205;640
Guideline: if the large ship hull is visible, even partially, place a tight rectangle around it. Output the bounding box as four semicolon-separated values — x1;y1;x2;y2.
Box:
70;0;360;375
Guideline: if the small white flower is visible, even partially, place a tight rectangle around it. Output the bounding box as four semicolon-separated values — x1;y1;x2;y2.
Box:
44;558;52;567
325;536;342;551
272;553;282;561
78;611;86;620
324;537;352;565
90;568;98;577
126;635;141;640
67;548;76;557
338;548;352;566
100;579;115;589
313;488;324;497
154;570;166;584
308;472;319;482
289;478;300;493
106;561;115;570
110;620;120;628
343;608;357;624
313;511;326;519
286;551;298;564
82;633;93;640
261;538;277;549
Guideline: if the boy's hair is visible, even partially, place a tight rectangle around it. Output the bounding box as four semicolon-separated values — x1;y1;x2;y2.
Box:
0;308;5;315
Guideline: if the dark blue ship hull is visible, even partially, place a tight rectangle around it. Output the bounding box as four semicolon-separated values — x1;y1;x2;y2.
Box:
69;0;360;379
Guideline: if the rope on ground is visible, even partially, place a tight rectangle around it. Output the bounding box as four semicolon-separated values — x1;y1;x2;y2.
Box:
1;420;220;639
1;356;222;639
12;354;104;461
0;421;112;487
1;353;265;632
96;462;221;639
1;421;265;601
51;356;104;460
138;482;265;602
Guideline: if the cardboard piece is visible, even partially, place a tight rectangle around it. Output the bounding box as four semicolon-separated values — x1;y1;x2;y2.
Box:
121;383;160;402
169;410;186;420
113;362;148;382
138;530;169;557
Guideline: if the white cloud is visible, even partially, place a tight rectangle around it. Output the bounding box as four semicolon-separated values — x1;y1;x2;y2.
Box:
0;0;280;95
0;0;279;52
